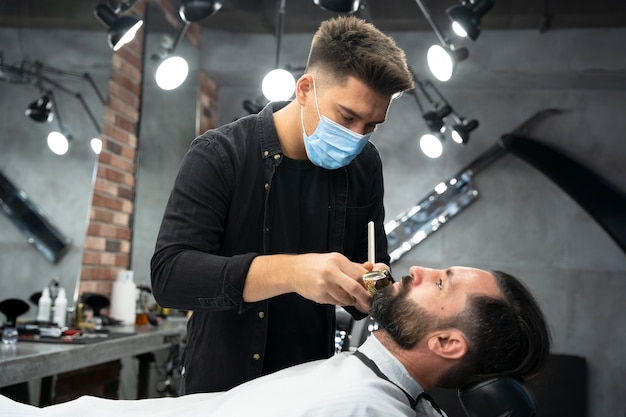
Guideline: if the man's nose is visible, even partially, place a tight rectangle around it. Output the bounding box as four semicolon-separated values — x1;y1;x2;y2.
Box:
409;266;428;285
409;266;439;284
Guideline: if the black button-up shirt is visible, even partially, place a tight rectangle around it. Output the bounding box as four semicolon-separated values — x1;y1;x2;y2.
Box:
151;102;390;394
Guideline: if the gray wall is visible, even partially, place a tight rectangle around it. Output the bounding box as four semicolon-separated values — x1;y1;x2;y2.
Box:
1;22;624;417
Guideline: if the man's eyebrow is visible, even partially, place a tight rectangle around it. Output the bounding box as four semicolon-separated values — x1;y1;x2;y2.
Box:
337;104;386;125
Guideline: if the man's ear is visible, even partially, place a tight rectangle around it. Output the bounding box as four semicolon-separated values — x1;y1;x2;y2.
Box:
427;329;468;360
295;74;314;105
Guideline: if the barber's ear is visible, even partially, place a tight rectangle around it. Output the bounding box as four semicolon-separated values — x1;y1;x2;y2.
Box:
427;329;468;360
295;74;314;105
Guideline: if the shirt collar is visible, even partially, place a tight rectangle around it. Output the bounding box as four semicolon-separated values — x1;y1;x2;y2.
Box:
357;334;423;401
259;100;288;160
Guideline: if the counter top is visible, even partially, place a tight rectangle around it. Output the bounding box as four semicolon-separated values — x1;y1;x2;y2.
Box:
0;318;187;387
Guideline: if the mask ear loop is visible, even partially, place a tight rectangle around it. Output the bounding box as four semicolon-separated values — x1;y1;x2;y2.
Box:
311;78;322;119
301;77;322;136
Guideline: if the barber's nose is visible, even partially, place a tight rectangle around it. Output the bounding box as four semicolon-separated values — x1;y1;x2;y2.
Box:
350;126;367;135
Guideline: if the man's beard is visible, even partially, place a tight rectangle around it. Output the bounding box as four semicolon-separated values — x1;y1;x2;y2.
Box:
369;275;439;349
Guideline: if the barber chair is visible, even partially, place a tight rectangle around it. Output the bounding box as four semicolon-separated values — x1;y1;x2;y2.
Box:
343;318;537;417
458;377;536;417
334;307;354;353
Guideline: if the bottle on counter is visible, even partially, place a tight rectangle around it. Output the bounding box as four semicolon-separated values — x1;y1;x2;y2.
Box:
110;270;137;325
37;287;52;322
53;288;68;328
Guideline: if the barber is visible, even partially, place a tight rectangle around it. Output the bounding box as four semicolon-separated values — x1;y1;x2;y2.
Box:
150;15;414;394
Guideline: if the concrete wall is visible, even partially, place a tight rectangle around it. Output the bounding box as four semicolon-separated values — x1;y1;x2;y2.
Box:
1;23;624;417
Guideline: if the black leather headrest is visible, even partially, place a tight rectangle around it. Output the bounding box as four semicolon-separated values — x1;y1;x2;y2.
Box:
458;377;536;417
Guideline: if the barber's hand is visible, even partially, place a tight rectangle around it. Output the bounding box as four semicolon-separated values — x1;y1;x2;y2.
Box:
291;252;372;313
362;261;391;277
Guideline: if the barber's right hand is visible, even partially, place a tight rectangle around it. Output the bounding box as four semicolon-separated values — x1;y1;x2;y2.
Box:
290;252;372;312
244;252;372;312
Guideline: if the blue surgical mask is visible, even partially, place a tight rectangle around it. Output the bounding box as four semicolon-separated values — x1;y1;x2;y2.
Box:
301;80;372;170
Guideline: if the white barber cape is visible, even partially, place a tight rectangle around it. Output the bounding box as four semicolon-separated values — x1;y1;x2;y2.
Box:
0;336;445;417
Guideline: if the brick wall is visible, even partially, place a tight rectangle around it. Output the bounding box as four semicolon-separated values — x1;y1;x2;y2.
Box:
78;1;146;297
78;1;218;301
198;71;219;135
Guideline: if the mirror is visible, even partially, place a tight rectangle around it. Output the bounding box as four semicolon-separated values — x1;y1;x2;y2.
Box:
0;170;71;264
0;27;110;317
130;6;201;291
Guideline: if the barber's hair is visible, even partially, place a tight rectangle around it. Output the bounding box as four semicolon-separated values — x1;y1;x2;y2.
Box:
437;271;551;389
305;16;414;96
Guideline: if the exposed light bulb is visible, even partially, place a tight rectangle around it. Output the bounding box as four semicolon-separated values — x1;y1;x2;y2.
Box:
155;56;189;90
47;131;69;155
419;133;443;159
91;137;103;154
451;21;468;38
427;45;454;82
262;69;296;102
113;19;143;51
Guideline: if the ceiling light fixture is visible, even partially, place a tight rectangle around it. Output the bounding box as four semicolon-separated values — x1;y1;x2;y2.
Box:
25;93;54;123
3;59;105;155
44;94;71;156
47;130;71;156
153;22;191;91
94;1;143;52
410;79;446;159
447;0;495;41
414;0;469;82
262;0;296;102
313;0;361;14
153;1;223;91
179;0;223;22
450;117;479;144
410;70;479;158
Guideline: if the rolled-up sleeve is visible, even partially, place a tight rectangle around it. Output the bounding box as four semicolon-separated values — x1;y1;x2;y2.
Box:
151;133;260;311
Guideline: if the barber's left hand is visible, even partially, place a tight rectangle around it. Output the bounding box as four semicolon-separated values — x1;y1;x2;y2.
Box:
353;262;392;314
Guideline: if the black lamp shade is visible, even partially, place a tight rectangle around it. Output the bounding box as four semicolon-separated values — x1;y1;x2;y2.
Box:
25;95;53;122
451;119;479;144
95;3;142;51
179;0;223;22
313;0;361;14
94;3;118;26
108;16;143;51
423;104;452;132
446;0;495;41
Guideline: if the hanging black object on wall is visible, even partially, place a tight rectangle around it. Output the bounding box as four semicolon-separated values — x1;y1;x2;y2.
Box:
0;170;71;263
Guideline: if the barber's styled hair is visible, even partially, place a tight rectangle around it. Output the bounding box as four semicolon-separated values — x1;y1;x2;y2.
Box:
305;15;414;96
438;271;551;389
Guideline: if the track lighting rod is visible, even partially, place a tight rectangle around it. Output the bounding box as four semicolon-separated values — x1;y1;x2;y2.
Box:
414;0;450;47
171;21;191;55
34;63;105;105
274;0;287;69
0;59;104;136
36;74;101;133
114;0;141;14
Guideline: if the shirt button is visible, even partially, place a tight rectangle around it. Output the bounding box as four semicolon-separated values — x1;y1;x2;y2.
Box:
274;154;281;160
263;150;269;157
264;183;269;190
258;311;265;319
253;353;261;360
